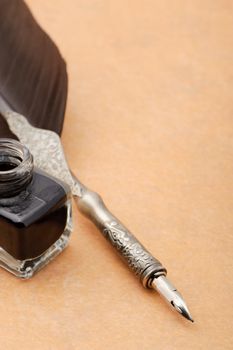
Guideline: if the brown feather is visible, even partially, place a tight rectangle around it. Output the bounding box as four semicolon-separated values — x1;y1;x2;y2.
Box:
0;114;17;139
0;0;68;136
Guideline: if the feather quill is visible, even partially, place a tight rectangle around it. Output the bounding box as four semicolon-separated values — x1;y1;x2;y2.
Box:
0;0;67;136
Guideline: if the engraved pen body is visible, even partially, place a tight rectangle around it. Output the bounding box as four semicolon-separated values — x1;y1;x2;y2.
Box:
76;185;193;322
77;188;166;286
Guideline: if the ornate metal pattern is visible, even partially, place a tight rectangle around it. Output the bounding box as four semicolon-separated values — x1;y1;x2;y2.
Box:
103;221;162;277
3;112;82;196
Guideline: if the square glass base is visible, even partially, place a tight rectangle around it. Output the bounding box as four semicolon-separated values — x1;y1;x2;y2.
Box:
0;201;72;278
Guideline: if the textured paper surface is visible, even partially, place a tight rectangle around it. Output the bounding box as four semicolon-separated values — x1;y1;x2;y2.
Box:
1;1;232;349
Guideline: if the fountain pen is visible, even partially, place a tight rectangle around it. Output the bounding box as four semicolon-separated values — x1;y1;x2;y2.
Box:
4;110;193;322
77;185;194;322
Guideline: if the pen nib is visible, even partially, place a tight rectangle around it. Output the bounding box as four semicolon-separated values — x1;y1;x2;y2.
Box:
151;275;194;322
171;295;194;322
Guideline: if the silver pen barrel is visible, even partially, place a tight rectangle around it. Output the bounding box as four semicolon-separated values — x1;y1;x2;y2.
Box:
75;183;193;322
77;185;166;284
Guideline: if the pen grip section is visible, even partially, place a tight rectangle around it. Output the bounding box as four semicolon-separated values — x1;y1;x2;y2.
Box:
76;188;166;287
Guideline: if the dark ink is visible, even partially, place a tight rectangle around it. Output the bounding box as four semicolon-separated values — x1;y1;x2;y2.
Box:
0;139;72;278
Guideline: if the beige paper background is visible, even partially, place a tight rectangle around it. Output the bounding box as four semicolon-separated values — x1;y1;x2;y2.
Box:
1;1;232;349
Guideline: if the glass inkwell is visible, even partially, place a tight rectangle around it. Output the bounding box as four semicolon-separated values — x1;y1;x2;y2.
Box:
0;138;72;278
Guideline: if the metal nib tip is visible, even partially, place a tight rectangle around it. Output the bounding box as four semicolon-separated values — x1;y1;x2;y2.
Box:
151;275;194;322
171;297;194;322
